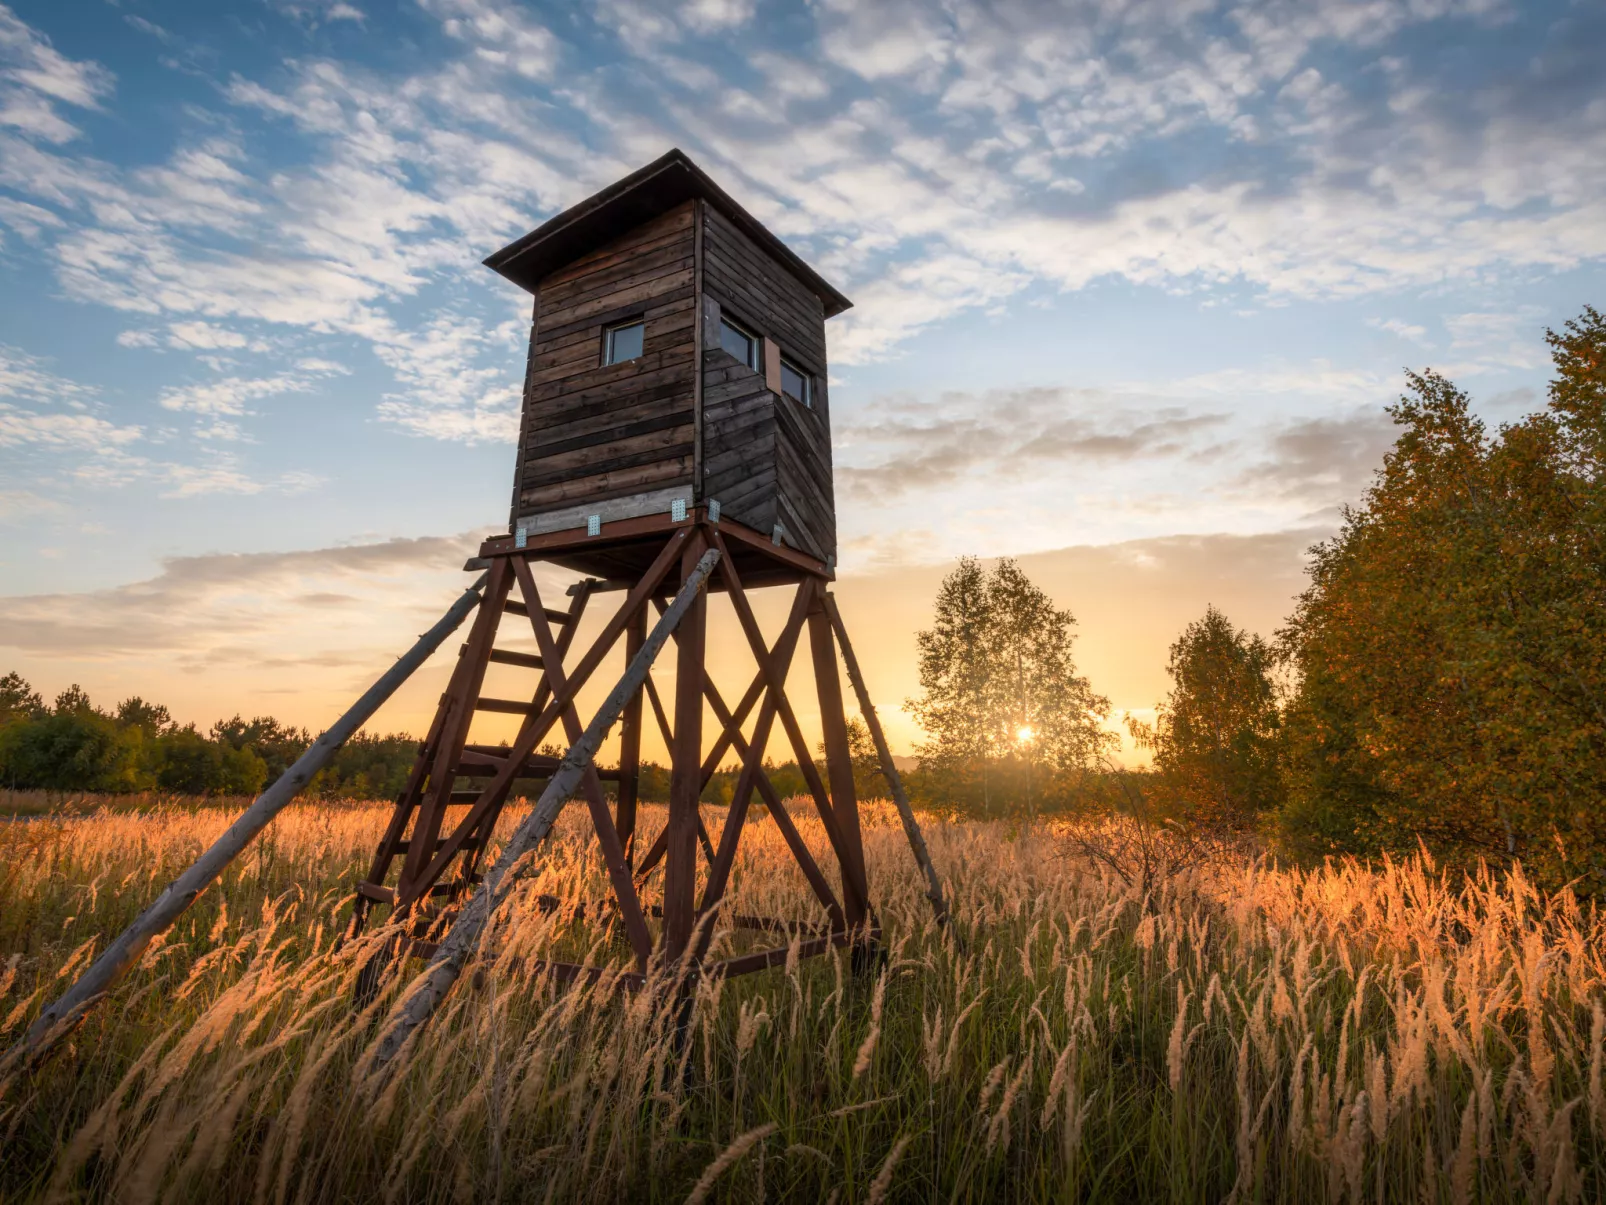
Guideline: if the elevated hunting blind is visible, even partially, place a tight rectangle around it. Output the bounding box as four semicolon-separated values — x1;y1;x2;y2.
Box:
488;148;850;574
14;152;946;1065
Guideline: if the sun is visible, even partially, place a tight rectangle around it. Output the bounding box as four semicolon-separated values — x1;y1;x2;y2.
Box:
1016;725;1035;744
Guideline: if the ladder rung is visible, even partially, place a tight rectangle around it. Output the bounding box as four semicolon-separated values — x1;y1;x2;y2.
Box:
487;648;545;670
394;836;484;855
475;697;535;715
448;790;483;804
355;881;395;905
429;875;481;897
503;599;570;625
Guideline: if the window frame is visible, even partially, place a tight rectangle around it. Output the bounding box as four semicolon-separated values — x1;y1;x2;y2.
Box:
718;314;761;371
601;317;645;366
779;356;813;408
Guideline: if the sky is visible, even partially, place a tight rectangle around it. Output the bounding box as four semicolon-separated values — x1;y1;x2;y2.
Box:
0;0;1602;760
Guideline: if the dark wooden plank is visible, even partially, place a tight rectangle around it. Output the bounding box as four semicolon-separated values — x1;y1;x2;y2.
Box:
528;403;693;454
539;240;695;310
540;203;693;287
539;267;696;333
534;288;696;348
535;291;695;356
522;439;695;492
527;348;694;409
525;388;693;453
520;455;693;510
526;422;695;479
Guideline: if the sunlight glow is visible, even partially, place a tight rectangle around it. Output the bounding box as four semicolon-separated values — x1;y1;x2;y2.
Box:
1016;725;1035;744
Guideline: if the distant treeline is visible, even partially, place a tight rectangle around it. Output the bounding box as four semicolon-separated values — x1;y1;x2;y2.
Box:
907;306;1606;892
0;674;891;808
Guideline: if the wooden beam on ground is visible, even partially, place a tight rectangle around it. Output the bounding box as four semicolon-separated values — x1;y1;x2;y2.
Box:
8;570;495;1071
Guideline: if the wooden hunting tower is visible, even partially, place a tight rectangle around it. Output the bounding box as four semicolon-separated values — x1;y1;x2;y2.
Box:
488;148;850;574
339;151;944;992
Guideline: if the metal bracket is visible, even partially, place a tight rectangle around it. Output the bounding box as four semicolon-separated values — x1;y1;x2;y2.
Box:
671;498;687;523
515;526;528;550
586;514;601;537
707;498;721;524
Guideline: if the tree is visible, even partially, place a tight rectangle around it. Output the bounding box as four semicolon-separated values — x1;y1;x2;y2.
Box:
155;726;267;796
211;715;308;783
116;697;172;737
1278;306;1606;888
0;685;144;792
909;557;1112;818
1133;606;1281;832
0;672;45;724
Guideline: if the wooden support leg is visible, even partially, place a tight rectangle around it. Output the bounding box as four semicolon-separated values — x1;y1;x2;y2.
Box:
822;591;951;931
616;605;646;866
809;584;872;939
661;533;709;968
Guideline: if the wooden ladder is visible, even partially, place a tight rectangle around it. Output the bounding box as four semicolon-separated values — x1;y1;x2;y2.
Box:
348;560;598;938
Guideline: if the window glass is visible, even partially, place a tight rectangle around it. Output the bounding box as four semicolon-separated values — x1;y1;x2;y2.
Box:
780;359;811;407
604;320;644;365
719;316;758;369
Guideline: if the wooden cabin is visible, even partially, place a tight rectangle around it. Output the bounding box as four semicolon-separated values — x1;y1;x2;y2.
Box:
484;149;851;572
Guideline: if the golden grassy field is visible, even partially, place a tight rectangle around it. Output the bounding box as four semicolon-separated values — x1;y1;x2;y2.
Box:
1;797;1603;1202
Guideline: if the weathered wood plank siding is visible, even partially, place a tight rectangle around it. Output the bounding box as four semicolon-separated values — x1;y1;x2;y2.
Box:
698;205;836;563
515;203;697;522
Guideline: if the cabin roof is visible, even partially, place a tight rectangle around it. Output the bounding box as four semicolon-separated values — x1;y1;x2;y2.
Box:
483;149;852;318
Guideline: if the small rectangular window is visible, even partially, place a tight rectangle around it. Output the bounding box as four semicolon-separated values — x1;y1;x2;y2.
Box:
719;316;759;370
780;358;812;408
603;320;644;365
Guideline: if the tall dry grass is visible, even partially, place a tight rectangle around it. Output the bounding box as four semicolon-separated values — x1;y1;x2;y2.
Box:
1;797;1603;1202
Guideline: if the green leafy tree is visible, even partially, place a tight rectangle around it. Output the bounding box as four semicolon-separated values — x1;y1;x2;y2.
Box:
116;697;173;738
0;672;45;724
910;557;1112;818
211;715;308;783
155;725;267;796
0;685;144;791
1278;306;1606;887
1132;606;1281;831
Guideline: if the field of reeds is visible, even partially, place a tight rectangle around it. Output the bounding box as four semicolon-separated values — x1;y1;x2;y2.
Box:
2;797;1604;1203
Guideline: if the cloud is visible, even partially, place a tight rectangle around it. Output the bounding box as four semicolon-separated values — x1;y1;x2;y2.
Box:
1;0;1603;468
1368;317;1429;344
166;320;272;352
837;387;1231;502
0;532;481;658
0;4;113;143
157;364;341;419
1229;409;1398;511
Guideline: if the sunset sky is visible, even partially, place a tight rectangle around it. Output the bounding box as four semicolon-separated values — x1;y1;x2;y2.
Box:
1;0;1603;760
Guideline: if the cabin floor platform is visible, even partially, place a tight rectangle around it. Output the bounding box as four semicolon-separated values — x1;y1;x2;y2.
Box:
479;507;829;589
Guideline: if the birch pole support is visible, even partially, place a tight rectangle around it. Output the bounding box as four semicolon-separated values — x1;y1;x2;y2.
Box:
821;592;951;930
6;571;494;1070
369;547;721;1069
